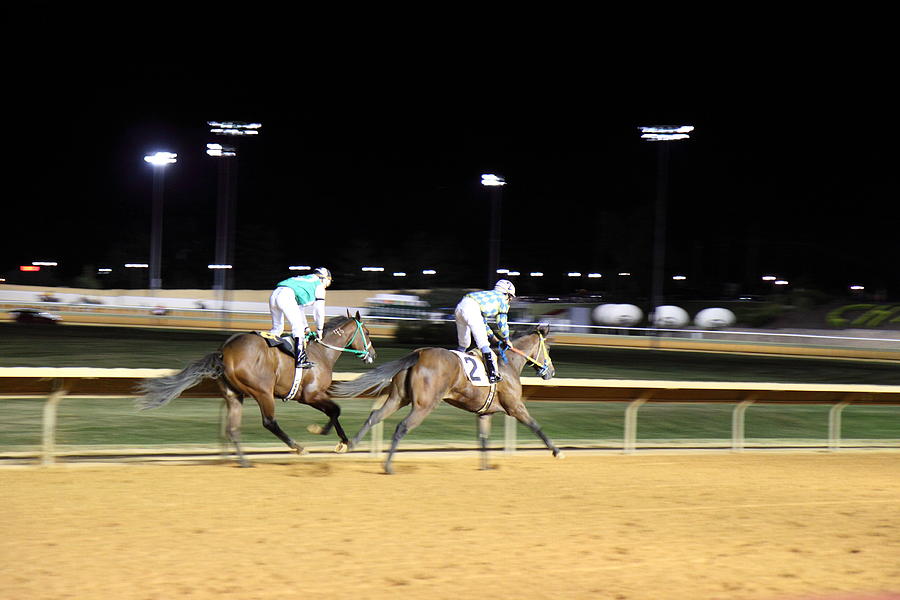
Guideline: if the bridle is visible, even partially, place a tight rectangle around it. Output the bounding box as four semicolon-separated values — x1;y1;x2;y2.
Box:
313;318;374;361
507;332;553;378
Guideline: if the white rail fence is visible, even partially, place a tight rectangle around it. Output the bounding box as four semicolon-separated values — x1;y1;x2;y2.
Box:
2;368;899;465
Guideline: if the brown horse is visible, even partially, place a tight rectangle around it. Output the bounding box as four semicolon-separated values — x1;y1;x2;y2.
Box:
330;324;561;474
136;311;375;466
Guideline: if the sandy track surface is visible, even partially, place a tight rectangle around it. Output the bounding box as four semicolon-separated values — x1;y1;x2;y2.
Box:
2;451;899;600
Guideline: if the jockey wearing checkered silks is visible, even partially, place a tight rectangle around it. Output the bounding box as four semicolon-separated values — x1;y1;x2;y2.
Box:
454;279;516;383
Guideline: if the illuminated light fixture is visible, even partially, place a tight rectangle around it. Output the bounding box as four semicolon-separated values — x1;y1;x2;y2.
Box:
481;173;506;187
393;272;407;277
567;272;581;277
19;265;40;272
361;266;384;272
143;151;178;166
587;273;602;278
618;272;631;276
530;272;543;277
849;285;865;291
496;268;509;274
207;121;262;136
422;269;436;275
507;271;520;276
762;275;777;281
548;297;560;301
774;280;789;286
288;265;311;271
672;275;687;281
638;125;694;141
125;263;149;268
206;143;236;157
32;261;58;266
98;268;112;273
207;264;233;269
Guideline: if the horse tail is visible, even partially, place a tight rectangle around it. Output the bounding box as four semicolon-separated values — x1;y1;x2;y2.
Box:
135;352;224;410
330;351;420;398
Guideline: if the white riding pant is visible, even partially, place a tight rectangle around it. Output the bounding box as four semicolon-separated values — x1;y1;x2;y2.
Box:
268;286;308;339
455;296;491;353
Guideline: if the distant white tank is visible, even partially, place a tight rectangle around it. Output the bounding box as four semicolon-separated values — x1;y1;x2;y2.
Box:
694;307;736;329
593;304;643;326
651;305;689;328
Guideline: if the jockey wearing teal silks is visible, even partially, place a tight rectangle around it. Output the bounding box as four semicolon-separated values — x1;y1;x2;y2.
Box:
266;267;332;368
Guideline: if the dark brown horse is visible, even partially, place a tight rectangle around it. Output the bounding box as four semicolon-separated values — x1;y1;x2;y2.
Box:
136;311;375;466
330;324;561;474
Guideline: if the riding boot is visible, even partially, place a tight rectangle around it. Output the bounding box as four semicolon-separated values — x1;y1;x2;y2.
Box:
482;350;502;384
295;337;315;369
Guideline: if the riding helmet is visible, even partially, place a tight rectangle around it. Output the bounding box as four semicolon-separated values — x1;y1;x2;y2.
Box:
494;279;516;297
314;267;332;287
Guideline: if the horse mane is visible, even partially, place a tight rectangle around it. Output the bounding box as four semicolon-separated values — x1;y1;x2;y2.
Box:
322;315;353;333
510;324;548;342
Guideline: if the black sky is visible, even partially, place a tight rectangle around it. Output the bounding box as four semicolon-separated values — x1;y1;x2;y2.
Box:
4;8;897;300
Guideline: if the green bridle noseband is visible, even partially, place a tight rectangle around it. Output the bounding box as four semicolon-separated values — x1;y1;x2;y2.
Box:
312;318;373;361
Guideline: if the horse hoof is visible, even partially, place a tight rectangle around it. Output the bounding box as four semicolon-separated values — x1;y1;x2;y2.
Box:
293;447;309;456
306;424;325;435
554;450;566;460
335;442;349;454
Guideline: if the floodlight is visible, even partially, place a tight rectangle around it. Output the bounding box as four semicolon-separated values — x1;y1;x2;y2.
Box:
208;121;262;136
481;173;506;186
143;151;177;166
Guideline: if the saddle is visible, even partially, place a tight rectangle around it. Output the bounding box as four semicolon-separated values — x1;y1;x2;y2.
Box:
256;331;299;359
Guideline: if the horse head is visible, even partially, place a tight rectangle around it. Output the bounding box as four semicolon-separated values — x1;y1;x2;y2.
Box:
320;310;376;364
531;323;555;380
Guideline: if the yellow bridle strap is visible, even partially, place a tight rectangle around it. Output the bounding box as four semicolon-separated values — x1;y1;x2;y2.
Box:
507;334;551;369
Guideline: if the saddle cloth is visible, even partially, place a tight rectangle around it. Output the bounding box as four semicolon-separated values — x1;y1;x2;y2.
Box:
449;350;494;387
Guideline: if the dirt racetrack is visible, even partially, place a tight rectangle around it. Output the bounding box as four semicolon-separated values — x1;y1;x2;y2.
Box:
2;451;899;600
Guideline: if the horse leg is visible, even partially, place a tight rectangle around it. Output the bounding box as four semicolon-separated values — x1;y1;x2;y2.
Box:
349;390;408;450
383;403;436;475
477;414;493;470
254;391;307;455
505;401;564;459
306;398;351;453
218;381;250;467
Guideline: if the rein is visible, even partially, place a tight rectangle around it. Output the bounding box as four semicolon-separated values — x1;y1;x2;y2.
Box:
313;319;373;360
508;333;553;376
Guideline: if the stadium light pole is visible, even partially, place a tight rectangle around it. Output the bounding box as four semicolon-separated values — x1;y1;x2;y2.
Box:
482;174;506;288
206;120;261;308
143;151;177;290
638;126;693;314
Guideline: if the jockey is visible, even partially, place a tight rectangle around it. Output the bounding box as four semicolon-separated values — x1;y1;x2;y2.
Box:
265;267;332;368
454;279;516;383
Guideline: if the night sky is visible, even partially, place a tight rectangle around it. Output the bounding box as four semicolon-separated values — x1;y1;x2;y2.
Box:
4;9;897;302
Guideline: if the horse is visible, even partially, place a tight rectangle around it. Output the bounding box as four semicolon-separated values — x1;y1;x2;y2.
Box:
136;311;376;466
329;323;561;474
